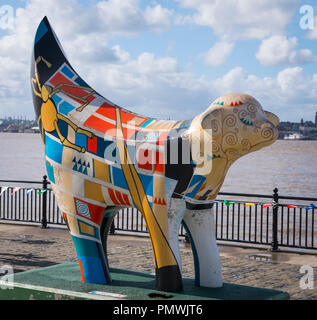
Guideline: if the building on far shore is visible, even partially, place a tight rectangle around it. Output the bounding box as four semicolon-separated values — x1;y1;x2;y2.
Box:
278;111;317;140
0;116;38;133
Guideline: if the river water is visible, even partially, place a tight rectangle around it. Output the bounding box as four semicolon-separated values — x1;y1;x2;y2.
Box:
0;133;316;198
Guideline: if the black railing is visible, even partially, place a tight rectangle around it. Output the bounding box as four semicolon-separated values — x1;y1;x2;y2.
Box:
0;177;316;252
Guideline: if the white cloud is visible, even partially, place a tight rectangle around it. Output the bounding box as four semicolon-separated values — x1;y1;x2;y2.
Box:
95;0;173;35
77;49;211;119
256;35;316;66
179;0;300;39
0;0;174;61
144;4;173;33
201;41;235;66
212;66;317;121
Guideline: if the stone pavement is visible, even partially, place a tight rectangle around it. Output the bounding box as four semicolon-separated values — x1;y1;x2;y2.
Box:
0;223;316;300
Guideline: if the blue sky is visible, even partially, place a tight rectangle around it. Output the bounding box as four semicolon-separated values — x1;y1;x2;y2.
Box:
0;0;316;122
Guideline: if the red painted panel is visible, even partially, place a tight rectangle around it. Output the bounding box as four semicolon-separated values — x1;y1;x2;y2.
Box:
108;188;120;205
84;115;116;135
50;72;95;105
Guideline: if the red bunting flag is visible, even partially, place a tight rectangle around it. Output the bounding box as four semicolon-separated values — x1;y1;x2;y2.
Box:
263;204;272;209
11;187;21;195
288;205;297;209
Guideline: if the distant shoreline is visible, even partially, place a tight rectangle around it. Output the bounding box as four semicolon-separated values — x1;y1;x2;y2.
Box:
0;130;40;134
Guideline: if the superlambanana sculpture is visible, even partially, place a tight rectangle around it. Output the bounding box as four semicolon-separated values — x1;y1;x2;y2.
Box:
31;17;279;292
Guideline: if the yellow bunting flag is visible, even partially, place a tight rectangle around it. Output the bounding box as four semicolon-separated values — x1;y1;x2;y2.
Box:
245;203;255;207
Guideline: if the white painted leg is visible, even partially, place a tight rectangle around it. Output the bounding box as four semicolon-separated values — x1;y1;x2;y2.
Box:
167;198;186;273
183;207;223;288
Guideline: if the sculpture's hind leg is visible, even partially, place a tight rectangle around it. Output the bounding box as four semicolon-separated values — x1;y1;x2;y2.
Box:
183;204;222;288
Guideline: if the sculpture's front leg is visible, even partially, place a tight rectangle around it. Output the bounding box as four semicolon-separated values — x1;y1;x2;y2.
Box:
183;205;222;287
52;187;110;284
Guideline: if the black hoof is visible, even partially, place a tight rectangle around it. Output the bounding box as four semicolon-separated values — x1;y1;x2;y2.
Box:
155;265;183;292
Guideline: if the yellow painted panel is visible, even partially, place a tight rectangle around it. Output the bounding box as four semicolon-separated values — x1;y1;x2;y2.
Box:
84;180;104;203
93;159;110;183
79;221;95;236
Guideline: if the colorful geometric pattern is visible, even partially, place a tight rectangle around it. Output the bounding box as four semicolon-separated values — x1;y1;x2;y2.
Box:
72;157;91;175
75;199;91;219
32;17;280;292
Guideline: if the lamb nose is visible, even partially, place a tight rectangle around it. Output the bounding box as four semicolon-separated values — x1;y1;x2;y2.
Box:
261;122;273;130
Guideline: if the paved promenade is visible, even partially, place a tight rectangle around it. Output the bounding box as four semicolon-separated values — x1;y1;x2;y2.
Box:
0;223;316;300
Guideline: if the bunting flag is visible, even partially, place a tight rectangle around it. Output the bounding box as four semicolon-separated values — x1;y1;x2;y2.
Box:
306;204;316;211
11;187;21;195
0;187;9;196
26;188;34;195
37;189;47;195
223;200;235;206
245;203;255;207
263;204;272;209
288;205;297;209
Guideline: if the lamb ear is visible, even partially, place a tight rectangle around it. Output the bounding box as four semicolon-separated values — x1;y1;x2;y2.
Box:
201;109;222;132
265;111;280;127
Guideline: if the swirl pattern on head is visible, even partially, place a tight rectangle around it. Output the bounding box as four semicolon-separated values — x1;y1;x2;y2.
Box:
238;109;248;119
261;127;274;140
246;103;258;114
210;119;221;133
224;132;238;146
212;141;221;153
241;139;251;151
224;114;237;128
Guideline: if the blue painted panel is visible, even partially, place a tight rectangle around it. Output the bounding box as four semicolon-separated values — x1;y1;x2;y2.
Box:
139;173;153;197
46;161;55;184
61;65;75;79
58;101;76;116
78;256;107;284
140;119;154;128
51;95;62;106
45;135;63;164
186;175;206;198
72;235;107;283
75;132;87;150
111;166;129;190
34;21;48;44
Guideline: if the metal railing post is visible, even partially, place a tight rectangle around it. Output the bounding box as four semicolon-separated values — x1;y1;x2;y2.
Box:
271;187;279;251
41;175;48;228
